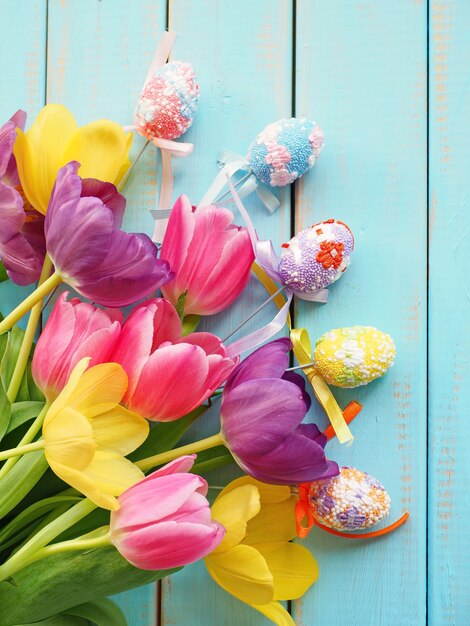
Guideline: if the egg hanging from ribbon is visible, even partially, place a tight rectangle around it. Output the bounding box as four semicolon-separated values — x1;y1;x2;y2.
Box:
247;117;324;187
278;219;354;297
313;325;396;388
135;61;199;141
308;467;391;531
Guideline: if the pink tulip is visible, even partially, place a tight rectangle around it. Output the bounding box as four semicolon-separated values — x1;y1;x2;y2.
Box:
111;298;236;421
110;455;225;570
32;292;121;400
160;195;254;315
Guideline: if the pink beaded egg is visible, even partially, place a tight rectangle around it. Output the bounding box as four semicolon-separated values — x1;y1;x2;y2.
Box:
134;61;199;140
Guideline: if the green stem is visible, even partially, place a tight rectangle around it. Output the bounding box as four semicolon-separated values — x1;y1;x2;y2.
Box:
136;432;225;472
0;440;44;461
7;255;53;402
0;404;49;479
0;498;96;582
16;530;112;569
0;272;62;335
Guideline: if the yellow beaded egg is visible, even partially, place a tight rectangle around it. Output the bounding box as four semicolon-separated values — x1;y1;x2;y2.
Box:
313;325;396;388
308;466;391;531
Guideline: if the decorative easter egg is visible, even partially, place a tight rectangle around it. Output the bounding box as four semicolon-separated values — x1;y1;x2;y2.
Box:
247;117;324;187
313;326;396;388
134;61;199;140
308;466;391;531
278;219;354;296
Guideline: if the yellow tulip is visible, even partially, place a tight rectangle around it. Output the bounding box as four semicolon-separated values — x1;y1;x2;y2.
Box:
205;476;319;626
14;104;132;215
43;358;149;510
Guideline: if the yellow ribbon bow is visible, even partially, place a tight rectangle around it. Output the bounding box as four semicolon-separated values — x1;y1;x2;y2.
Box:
252;262;354;445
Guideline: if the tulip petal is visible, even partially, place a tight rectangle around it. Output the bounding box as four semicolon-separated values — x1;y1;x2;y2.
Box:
80;178;125;228
235;432;339;485
211;485;260;554
152;455;196;477
0;231;43;285
205;545;274;605
150;298;183;349
224;338;291;394
244;496;298;545
221;378;307;456
111;303;156;402
130;343;209;421
0;181;24;242
48;459;121;510
0;118;17;175
74;230;172;307
44;406;95;470
183;332;227;356
254;542;319;600
250;602;295;626
44;358;90;422
188;227;254;315
113;473;209;530
62;119;132;187
215;476;292;505
14;104;78;214
91;405;149;456
81;450;144;499
67;362;128;417
115;519;225;570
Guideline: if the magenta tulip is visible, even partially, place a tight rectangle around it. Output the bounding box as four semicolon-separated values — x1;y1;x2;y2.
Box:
32;292;122;400
0;111;45;285
220;338;339;485
160;195;254;315
110;455;225;570
45;162;173;307
111;298;236;421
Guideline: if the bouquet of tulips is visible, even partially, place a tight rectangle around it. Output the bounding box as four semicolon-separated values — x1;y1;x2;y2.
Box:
0;41;407;626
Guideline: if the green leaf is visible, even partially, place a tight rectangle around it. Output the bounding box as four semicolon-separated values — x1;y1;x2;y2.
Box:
0;496;81;550
174;289;188;320
0;262;8;283
15;616;88;626
1;327;25;392
192;446;234;475
0;378;12;441
0;451;48;522
6;401;44;435
0;547;177;625
181;314;201;335
66;598;127;626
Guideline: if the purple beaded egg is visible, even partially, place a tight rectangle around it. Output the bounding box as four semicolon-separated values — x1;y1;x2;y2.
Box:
308;467;391;531
278;219;354;296
134;61;199;140
247;117;324;187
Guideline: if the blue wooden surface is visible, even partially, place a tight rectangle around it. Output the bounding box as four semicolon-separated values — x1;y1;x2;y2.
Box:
0;1;468;625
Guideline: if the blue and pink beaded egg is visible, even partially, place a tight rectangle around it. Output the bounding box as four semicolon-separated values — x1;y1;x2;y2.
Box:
308;467;391;531
278;219;354;296
247;117;324;187
135;61;199;140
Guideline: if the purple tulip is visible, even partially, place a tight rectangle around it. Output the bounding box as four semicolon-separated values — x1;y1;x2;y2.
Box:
220;338;339;484
45;162;173;307
0;111;45;285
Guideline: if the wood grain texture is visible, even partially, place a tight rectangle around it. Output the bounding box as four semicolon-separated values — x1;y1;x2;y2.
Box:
428;2;470;624
161;1;292;625
46;2;167;624
293;2;427;624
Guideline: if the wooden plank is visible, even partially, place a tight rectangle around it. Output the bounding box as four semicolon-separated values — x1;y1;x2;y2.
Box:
161;1;293;624
0;0;47;321
428;2;470;624
293;2;428;625
46;2;167;624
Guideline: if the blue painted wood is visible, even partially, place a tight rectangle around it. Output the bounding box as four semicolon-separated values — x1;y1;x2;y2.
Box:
428;2;470;624
46;2;167;624
293;2;427;625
